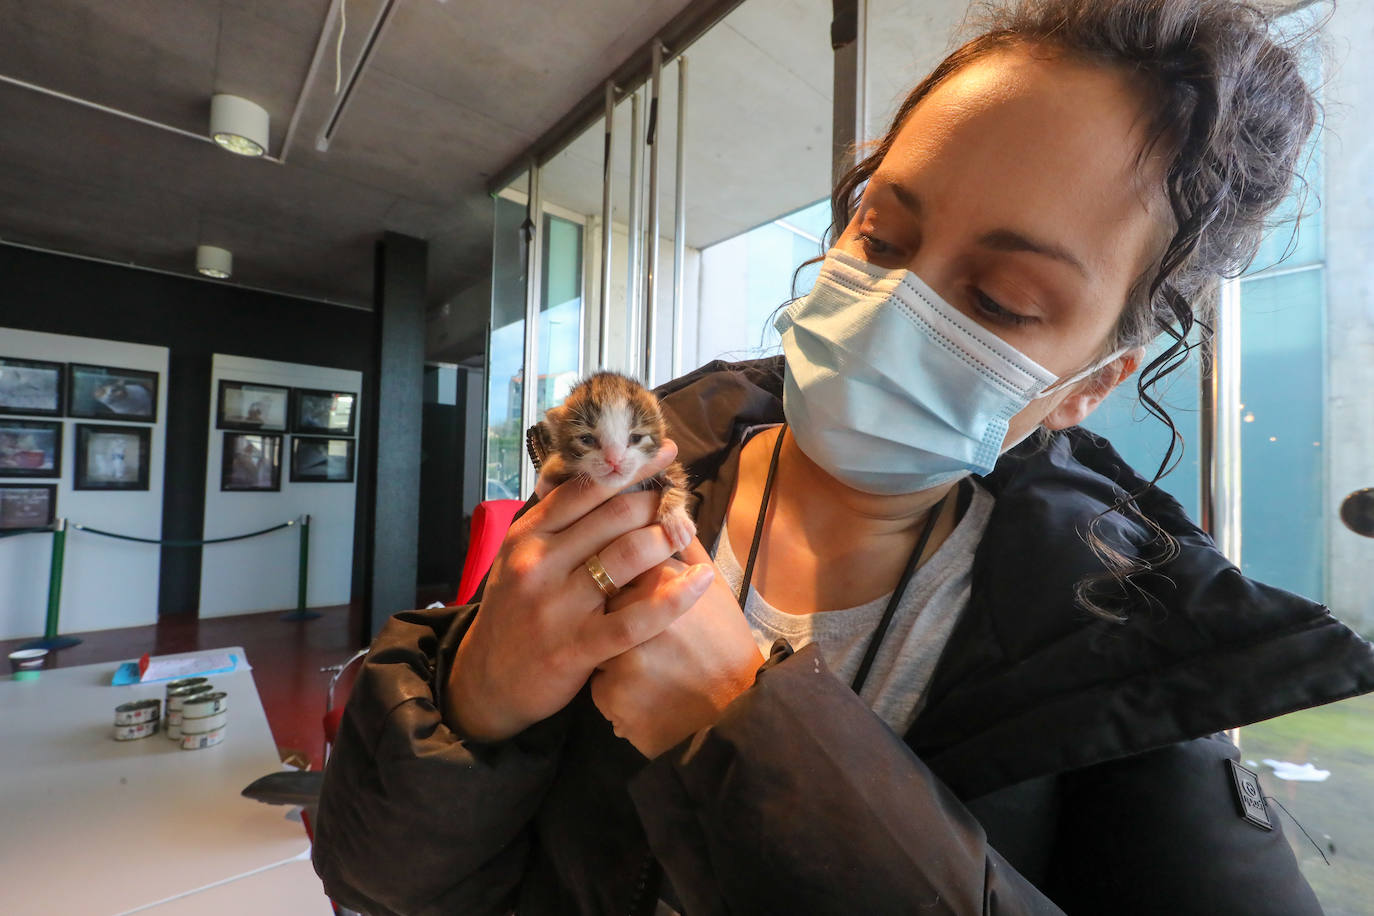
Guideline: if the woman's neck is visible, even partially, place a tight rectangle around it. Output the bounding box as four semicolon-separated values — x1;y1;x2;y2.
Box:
767;427;956;546
726;426;963;614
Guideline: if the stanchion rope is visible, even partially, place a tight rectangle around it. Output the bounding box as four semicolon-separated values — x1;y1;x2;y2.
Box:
68;519;296;547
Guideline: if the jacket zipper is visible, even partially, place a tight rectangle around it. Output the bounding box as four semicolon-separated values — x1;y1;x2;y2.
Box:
626;851;659;916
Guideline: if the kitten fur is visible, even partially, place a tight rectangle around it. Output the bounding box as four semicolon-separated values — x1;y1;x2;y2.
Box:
533;372;695;553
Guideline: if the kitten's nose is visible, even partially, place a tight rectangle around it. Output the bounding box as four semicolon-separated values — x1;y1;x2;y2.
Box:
605;448;626;470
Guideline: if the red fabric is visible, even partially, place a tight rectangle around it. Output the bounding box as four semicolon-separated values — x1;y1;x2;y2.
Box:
453;499;523;605
323;707;346;749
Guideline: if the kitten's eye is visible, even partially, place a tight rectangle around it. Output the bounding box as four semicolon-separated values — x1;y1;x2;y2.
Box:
629;434;645;444
578;435;597;447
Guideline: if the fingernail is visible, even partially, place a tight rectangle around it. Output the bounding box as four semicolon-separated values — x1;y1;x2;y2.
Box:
685;564;714;591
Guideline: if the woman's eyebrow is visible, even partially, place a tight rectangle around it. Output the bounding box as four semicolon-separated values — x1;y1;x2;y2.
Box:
873;176;1090;280
977;228;1090;279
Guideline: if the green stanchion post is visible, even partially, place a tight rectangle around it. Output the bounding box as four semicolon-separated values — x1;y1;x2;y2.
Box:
282;514;319;621
22;518;81;651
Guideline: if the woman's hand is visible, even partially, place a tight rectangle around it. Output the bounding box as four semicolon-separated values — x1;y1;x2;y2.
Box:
589;538;766;759
446;440;712;743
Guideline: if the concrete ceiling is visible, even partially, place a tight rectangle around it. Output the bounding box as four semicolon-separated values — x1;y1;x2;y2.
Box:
0;0;701;310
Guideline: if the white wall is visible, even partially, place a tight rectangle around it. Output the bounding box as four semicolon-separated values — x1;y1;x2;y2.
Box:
0;328;168;639
198;354;360;617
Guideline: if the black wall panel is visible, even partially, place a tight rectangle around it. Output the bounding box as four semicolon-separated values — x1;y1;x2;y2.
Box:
0;245;375;620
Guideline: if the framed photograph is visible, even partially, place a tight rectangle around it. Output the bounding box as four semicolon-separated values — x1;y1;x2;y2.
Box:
74;424;151;490
290;437;355;483
217;380;290;432
67;363;159;423
0;484;56;530
0;357;64;416
291;388;357;436
0;419;62;477
221;433;283;491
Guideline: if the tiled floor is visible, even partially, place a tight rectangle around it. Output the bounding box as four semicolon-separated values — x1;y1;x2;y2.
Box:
1;606;362;770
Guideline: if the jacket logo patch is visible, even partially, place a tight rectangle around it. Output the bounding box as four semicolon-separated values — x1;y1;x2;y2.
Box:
1227;760;1273;830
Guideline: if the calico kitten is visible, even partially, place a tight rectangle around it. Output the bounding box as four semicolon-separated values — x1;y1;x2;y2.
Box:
529;371;696;552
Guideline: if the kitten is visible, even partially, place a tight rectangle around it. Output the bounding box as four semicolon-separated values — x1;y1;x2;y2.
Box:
529;372;696;553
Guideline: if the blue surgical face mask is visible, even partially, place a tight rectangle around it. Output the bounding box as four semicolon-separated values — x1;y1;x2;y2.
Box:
774;249;1126;495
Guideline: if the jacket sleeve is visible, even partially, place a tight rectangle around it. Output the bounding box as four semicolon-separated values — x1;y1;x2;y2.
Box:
1044;732;1323;915
628;644;1322;915
626;643;1064;915
311;603;572;916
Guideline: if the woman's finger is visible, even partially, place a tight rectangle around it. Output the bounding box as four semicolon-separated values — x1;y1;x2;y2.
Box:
524;439;680;535
567;521;678;609
580;564;715;665
548;489;661;569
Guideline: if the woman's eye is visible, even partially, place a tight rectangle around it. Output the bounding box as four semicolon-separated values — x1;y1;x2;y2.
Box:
855;231;896;258
972;290;1034;327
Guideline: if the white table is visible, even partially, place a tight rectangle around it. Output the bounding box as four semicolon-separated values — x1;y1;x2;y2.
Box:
0;647;331;916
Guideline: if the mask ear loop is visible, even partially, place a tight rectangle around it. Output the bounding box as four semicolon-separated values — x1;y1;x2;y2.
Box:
1032;346;1132;401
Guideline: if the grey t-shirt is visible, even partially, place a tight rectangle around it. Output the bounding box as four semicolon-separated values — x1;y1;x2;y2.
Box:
713;478;995;735
652;478;995;915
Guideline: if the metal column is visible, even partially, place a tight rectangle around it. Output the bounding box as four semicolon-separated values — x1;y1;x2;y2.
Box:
598;82;616;369
519;165;544;499
1200;281;1243;565
642;42;664;384
831;0;868;185
626;91;643;376
671;55;689;380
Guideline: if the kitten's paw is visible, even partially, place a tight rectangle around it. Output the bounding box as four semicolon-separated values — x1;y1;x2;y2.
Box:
659;506;696;554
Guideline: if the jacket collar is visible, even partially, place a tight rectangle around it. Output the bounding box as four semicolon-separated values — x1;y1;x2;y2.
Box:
655;356;1374;798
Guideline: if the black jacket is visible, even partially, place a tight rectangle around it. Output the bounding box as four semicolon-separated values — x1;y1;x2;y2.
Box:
313;357;1374;915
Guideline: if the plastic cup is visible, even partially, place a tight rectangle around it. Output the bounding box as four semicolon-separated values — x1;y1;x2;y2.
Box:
9;648;48;681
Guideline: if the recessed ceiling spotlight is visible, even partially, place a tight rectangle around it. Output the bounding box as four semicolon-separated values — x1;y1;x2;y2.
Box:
196;245;233;279
209;94;269;157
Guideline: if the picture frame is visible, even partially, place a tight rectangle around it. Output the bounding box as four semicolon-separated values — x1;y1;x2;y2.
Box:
0;484;57;530
0;419;62;477
221;432;283;491
0;357;64;416
217;380;290;432
290;437;355;483
74;424;151;490
291;388;357;436
67;363;159;423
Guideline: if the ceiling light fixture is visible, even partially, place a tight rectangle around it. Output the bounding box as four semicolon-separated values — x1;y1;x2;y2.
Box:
196;245;233;279
209;94;270;157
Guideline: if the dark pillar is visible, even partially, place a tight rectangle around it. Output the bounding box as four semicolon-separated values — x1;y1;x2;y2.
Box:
363;232;427;638
157;350;212;616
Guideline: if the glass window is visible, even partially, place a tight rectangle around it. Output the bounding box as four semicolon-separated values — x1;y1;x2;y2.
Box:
672;0;833;379
536;212;584;416
485;191;527;501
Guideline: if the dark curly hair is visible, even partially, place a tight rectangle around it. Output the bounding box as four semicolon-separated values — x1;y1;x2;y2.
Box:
823;0;1320;619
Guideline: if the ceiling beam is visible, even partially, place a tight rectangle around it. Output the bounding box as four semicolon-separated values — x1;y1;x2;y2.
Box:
485;0;746;195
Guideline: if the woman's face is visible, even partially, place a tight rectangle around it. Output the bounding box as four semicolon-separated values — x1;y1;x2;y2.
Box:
836;44;1169;445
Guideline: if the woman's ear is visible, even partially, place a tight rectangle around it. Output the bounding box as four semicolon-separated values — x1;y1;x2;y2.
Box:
1041;347;1145;431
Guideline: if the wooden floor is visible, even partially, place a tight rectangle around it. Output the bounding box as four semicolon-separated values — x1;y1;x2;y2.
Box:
1;606;362;771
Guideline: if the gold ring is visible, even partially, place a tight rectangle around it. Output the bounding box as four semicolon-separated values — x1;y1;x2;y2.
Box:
585;554;620;599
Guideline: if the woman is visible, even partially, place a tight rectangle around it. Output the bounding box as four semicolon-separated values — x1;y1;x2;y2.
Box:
313;1;1374;913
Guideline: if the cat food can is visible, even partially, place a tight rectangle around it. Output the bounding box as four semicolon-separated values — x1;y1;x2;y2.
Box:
113;699;161;726
181;726;226;750
166;683;215;711
164;677;208;696
114;720;159;741
166;721;183;740
180;711;228;736
180;692;227;719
